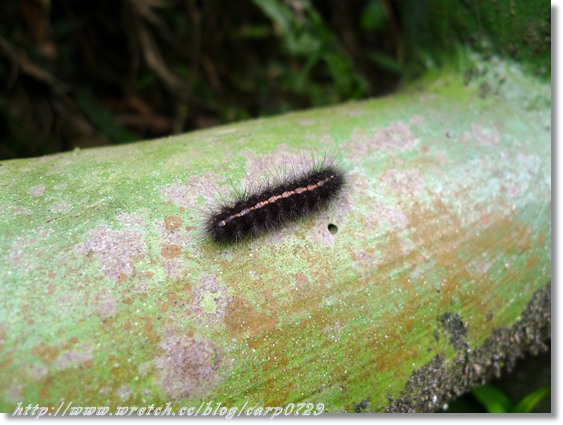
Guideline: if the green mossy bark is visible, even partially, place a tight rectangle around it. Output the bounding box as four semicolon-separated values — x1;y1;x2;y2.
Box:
0;55;550;412
402;0;550;80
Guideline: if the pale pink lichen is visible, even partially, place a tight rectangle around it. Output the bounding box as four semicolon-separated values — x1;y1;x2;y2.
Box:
472;123;500;147
190;275;229;323
381;169;424;196
75;226;145;281
29;185;45;197
155;336;223;399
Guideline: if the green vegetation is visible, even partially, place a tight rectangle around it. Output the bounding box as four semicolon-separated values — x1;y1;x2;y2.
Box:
444;385;550;414
0;0;401;159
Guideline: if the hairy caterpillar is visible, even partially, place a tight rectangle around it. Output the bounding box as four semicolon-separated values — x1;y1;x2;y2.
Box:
205;159;346;244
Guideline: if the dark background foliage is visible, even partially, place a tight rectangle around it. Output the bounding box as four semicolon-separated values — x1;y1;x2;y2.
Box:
0;0;403;160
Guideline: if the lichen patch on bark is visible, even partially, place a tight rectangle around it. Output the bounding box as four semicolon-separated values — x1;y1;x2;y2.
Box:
155;336;223;399
75;225;145;281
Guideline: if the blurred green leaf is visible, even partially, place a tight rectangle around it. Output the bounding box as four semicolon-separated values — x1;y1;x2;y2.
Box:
514;386;550;413
361;0;387;31
252;0;369;102
240;24;272;39
252;0;294;42
471;385;513;413
366;51;401;74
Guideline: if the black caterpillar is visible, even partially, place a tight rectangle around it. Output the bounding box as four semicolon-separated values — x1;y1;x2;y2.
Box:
205;162;346;244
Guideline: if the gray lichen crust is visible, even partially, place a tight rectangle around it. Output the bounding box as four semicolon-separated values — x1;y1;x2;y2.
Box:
386;283;551;412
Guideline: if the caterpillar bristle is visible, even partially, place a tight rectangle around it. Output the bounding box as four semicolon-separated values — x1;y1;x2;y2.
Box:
204;158;347;245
